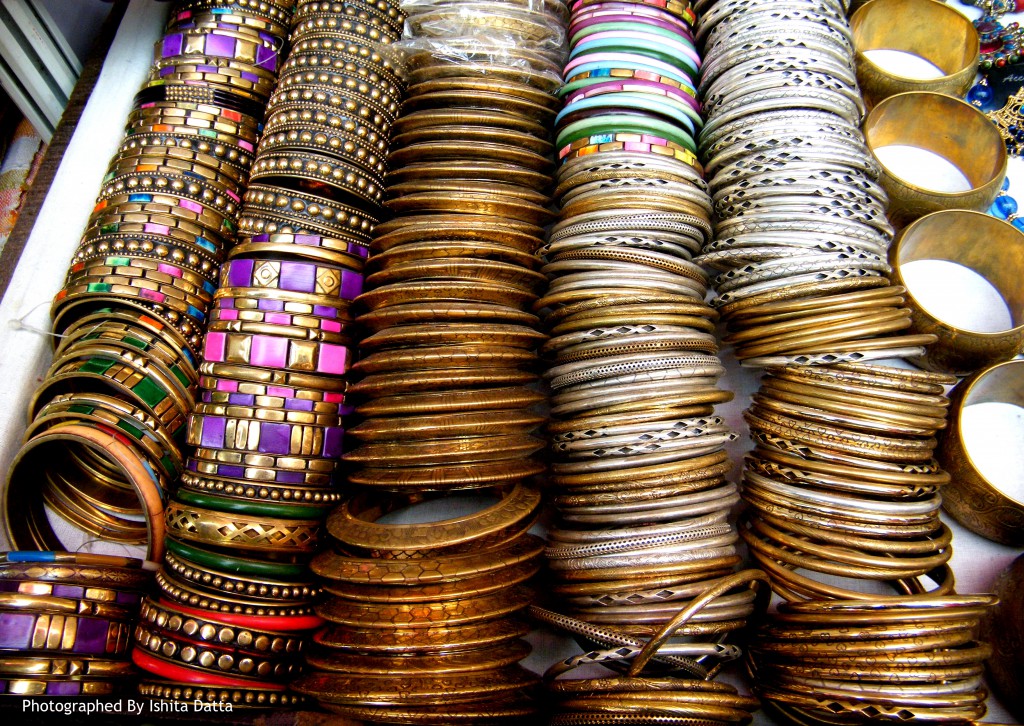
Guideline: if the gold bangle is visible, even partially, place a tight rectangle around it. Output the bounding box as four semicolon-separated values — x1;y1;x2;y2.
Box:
164;501;321;553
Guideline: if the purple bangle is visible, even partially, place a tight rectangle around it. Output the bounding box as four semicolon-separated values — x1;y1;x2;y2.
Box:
202;331;351;376
221;258;363;300
0;611;131;656
187;414;344;458
185;458;339;486
159;31;278;73
210;308;349;335
0;581;142;606
247;233;371;259
199;389;352;413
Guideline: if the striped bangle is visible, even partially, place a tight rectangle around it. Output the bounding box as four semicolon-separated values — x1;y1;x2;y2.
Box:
198;390;347;416
186;456;337;487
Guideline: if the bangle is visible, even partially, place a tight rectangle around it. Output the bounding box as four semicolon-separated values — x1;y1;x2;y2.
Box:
164;538;310;581
164;501;322;554
100;168;243;213
198;375;348;403
0;552;155;587
72;240;219;285
311;534;545;586
0;580;142;607
240;185;377;246
0;676;121;696
173;486;332;520
125;107;260;148
234;233;369;266
178;470;343;506
28;392;183;480
214;287;354;320
117;130;254;170
156;570;320;619
135;81;266;120
185;456;337;487
316;586;536;628
202;330;351;375
327;485;540;557
187;413;344;458
0;656;134;678
158;29;279;72
209;309;351;338
221;257;363;298
0;610;132;656
248;151;383;206
0;592;133;621
138;599;306;654
127;119;256;152
195;396;344;421
131;647;276;688
5;424;167;560
105;146;251;193
56;317;199;380
138;679;298;707
313;616;529;654
163;550;318;603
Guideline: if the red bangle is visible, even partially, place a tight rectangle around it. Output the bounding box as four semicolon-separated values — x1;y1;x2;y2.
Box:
159;598;325;631
132;647;286;688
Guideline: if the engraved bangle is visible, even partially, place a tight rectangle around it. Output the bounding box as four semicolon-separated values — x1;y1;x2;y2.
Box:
164;501;321;554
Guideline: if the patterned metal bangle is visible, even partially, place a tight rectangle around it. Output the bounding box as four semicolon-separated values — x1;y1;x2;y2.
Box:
155;569;319;617
137;679;301;708
221;257;361;298
138;598;307;654
161;550;319;604
178;470;343;506
187;413;344;458
0;610;132;656
202;330;352;375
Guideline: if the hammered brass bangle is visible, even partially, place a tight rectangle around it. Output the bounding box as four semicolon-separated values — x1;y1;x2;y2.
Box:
164;500;321;554
327;485;541;557
315;586;536;629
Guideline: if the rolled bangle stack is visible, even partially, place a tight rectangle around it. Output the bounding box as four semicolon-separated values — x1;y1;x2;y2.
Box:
0;552;155;697
693;0;938;368
288;0;566;721
127;0;387;709
528;0;768;720
4;0;288;561
692;0;999;722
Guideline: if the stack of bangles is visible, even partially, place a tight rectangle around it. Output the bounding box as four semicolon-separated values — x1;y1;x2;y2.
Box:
692;0;999;721
0;552;156;697
289;0;566;721
528;0;768;720
4;0;291;560
131;0;406;708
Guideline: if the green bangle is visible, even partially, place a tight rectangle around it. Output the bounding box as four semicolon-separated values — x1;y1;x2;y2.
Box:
165;538;310;580
174;487;332;520
556;113;697;155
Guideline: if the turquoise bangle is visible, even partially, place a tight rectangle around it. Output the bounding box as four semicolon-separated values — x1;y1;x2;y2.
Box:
555;113;697;155
559;86;703;132
569;36;700;78
173;487;333;520
164;538;310;580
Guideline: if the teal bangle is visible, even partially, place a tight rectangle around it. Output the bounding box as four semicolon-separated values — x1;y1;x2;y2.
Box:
164;538;310;580
556;93;701;138
559;73;698;102
556;113;697;155
173;487;333;520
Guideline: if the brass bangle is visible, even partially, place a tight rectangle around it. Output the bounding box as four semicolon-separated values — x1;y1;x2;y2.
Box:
162;550;319;603
133;624;299;681
0;656;134;678
313;618;530;654
164;501;321;554
0;609;133;656
0;592;133;620
198;360;347;392
137;679;303;708
155;569;317;617
193;399;342;425
315;586;536;628
310;534;545;585
328;485;540;557
5;423;167;560
138;599;307;654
